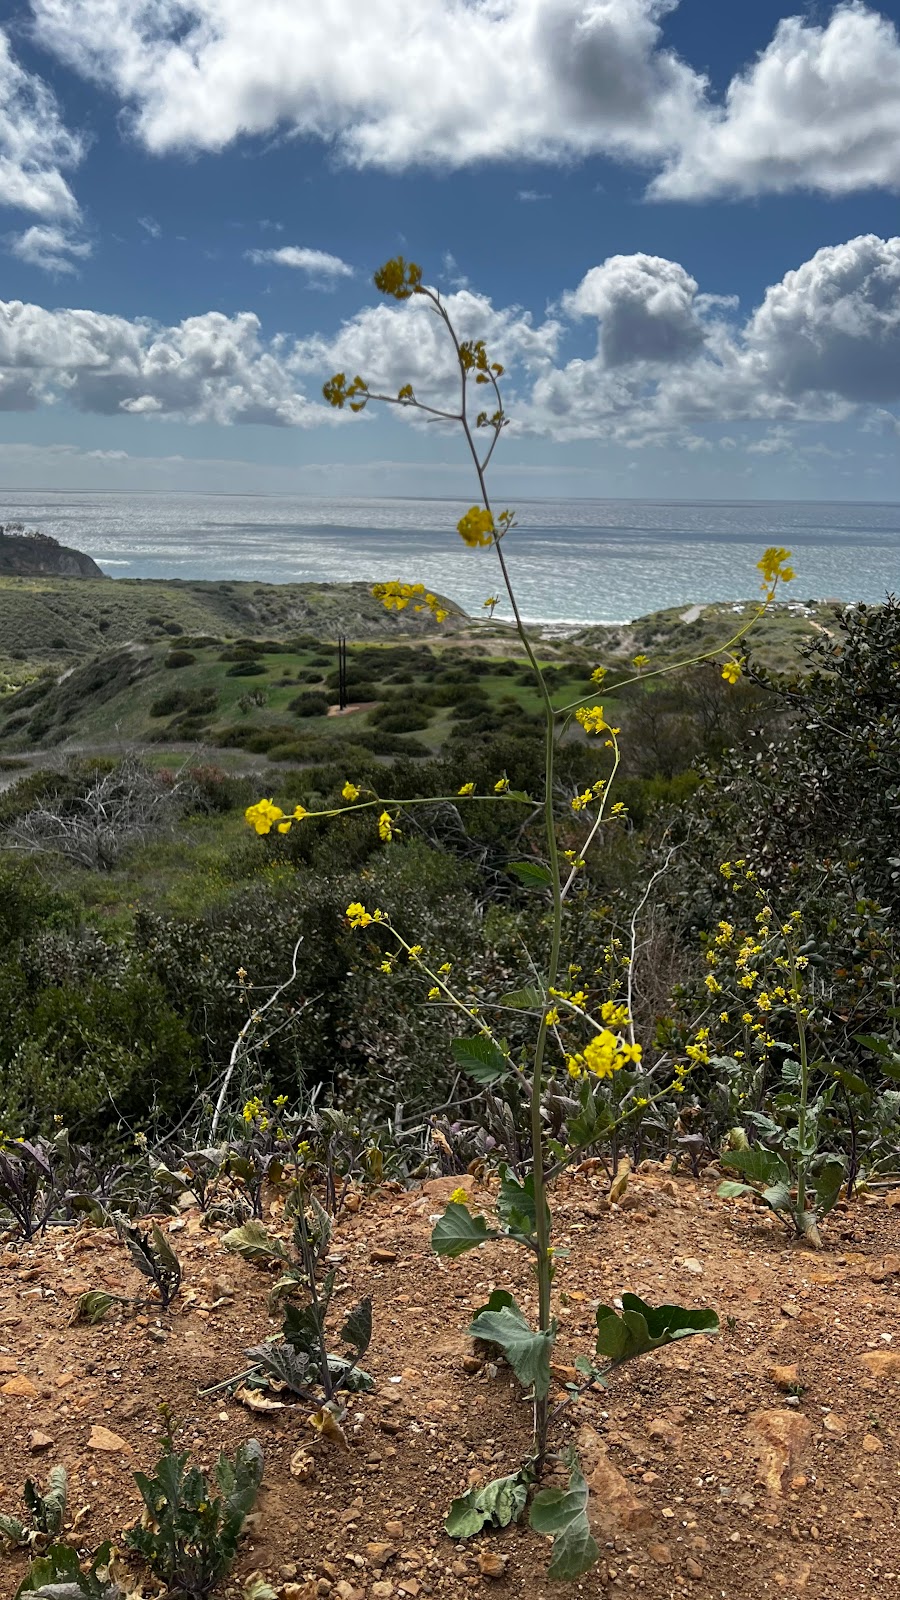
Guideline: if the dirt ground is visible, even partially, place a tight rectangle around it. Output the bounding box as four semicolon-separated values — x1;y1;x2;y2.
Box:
1;1165;898;1600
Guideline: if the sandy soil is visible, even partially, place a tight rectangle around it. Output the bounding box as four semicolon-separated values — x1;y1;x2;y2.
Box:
0;1165;898;1600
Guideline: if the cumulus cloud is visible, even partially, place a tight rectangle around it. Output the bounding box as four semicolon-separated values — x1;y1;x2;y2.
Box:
0;26;84;220
654;3;900;199
745;235;900;404
26;0;900;199
247;245;354;283
562;254;706;366
28;0;705;168
0;301;327;426
3;235;900;445
9;224;91;274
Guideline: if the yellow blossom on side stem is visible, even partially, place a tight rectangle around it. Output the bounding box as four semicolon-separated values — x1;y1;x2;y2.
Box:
378;810;395;842
721;658;743;686
575;705;609;735
346;902;385;929
458;782;475;796
457;506;495;548
245;799;284;835
342;781;360;802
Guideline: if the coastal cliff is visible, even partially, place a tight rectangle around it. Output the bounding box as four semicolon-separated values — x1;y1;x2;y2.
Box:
0;527;105;579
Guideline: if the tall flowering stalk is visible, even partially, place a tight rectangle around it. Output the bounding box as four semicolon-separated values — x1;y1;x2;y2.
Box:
247;257;793;1577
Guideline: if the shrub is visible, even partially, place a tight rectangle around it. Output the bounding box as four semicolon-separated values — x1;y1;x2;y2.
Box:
290;692;330;718
225;661;267;678
164;651;196;670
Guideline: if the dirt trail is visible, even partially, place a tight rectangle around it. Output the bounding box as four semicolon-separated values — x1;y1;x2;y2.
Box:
0;1166;898;1599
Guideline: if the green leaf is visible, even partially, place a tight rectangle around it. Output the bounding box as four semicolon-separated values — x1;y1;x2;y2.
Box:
281;1301;324;1358
507;861;552;888
222;1220;288;1265
445;1472;529;1539
340;1297;373;1357
467;1300;554;1399
431;1202;499;1259
450;1036;510;1085
499;986;544;1010
497;1167;549;1241
217;1438;264;1527
760;1182;792;1213
812;1156;845;1218
326;1355;374;1393
529;1457;599;1581
246;1342;313;1397
470;1288;517;1321
595;1294;719;1366
832;1066;869;1096
719;1146;791;1186
717;1180;756;1201
72;1291;120;1325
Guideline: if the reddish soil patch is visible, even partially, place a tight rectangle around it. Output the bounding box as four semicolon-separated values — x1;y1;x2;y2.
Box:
0;1168;898;1599
326;702;378;717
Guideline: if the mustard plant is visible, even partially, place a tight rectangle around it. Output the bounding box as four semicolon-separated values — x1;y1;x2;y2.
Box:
245;257;795;1576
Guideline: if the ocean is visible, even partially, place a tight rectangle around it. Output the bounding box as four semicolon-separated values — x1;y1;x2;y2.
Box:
1;491;898;625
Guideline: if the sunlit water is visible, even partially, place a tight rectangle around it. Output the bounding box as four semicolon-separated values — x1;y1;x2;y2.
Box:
1;491;898;624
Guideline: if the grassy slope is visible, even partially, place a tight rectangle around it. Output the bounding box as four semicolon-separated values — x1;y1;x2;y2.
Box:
0;576;463;669
574;598;840;674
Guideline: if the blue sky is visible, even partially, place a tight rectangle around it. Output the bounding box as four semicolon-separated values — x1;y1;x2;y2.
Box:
3;0;900;499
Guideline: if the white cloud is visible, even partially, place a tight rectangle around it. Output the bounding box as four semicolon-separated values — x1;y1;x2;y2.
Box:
26;0;900;199
562;254;706;366
0;27;84;220
247;245;354;283
138;214;161;236
28;0;705;169
3;236;900;447
9;224;91;274
654;3;900;199
0;300;329;425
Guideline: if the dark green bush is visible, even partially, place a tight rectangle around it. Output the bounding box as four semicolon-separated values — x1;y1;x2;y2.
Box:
289;692;330;718
225;662;267;678
164;651;196;670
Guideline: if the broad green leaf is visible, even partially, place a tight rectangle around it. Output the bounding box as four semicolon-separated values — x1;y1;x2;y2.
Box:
471;1287;517;1321
326;1355;374;1392
217;1439;264;1528
832;1067;869;1096
595;1293;719;1365
467;1301;554;1399
445;1472;529;1539
431;1202;498;1258
499;986;544;1010
529;1458;599;1581
450;1036;510;1085
222;1220;288;1265
72;1291;119;1325
717;1179;756;1201
760;1182;792;1213
497;1166;549;1240
719;1146;791;1186
282;1301;324;1357
340;1297;373;1357
812;1156;845;1218
246;1341;312;1396
507;861;552;888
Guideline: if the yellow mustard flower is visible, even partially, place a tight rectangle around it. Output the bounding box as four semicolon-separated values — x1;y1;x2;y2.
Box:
457;506;495;548
458;782;475;796
342;781;360;802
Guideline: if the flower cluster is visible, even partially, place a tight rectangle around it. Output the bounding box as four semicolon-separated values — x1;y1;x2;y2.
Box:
245;800;308;835
373;256;423;300
575;704;610;735
757;545;795;599
567;1029;642;1082
346;902;385;929
721;657;743;685
323;372;369;412
372;581;449;622
456;506;495;548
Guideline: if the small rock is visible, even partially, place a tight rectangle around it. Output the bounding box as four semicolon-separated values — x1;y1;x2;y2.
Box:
578;1424;654;1534
823;1413;848;1435
791;1475;809;1492
860;1351;900;1378
365;1544;396;1569
370;1249;398;1265
343;1193;361;1213
335;1585;363;1600
176;1191;195;1212
885;1190;900;1209
862;1434;883;1454
647;1416;683;1450
462;1356;484;1375
685;1558;704;1580
477;1551;507;1578
681;1257;704;1276
550;1363;579;1385
769;1364;802;1393
371;1583;394;1599
748;1410;813;1496
88;1425;131;1453
385;1522;404;1541
212;1277;235;1299
29;1430;54;1453
421;1174;476;1200
1;1375;38;1398
648;1543;672;1565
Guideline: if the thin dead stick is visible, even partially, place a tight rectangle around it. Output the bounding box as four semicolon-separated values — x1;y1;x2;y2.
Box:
211;937;304;1137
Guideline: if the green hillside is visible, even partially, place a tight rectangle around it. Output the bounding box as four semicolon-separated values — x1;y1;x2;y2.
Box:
0;575;463;677
574;596;842;673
